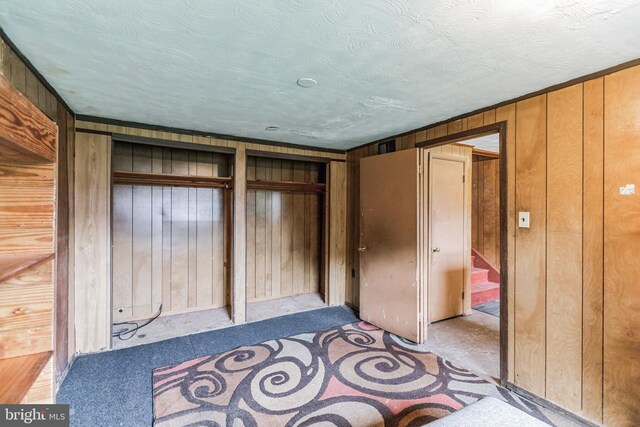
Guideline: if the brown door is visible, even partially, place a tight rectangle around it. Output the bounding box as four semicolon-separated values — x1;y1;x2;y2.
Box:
359;148;423;342
429;153;466;322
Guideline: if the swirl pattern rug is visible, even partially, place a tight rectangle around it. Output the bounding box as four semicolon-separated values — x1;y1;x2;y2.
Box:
153;321;549;426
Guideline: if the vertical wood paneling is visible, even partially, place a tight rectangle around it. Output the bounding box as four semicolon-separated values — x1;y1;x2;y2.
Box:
187;153;198;308
271;160;282;298
483;109;496;125
281;161;294;296
468;113;484;129
112;143;133;318
345;64;640;425
328;161;346;306
232;147;247;323
112;143;228;321
582;78;603;423
132;145;153;317
75;133;111;353
245;158;322;302
545;84;583;411
293;164;306;294
170;150;189;311
603;66;640;427
514;95;547;396
471;158;500;267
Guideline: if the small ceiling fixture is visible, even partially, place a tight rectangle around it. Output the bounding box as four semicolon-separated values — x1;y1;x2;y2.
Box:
297;78;317;88
265;126;279;131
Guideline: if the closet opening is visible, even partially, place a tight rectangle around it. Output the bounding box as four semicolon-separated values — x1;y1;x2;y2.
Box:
110;137;234;349
245;155;328;322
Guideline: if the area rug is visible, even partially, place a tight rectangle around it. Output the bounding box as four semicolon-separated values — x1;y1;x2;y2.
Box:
152;321;548;426
473;300;500;317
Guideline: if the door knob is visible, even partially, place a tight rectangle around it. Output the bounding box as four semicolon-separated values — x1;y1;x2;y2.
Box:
432;247;441;253
358;246;367;252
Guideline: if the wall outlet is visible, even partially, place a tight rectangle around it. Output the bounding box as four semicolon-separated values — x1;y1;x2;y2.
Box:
518;211;530;228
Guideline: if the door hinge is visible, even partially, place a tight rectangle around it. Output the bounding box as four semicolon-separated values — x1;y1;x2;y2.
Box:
463;174;466;183
462;291;465;300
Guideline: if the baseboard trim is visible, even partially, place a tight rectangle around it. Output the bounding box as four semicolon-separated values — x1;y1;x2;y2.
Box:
505;382;601;427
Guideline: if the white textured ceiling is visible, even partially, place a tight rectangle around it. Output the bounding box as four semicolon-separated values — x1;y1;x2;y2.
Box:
467;133;499;153
1;1;639;150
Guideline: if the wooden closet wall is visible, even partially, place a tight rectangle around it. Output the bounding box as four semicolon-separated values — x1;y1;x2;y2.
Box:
112;141;231;321
471;157;500;267
246;157;324;302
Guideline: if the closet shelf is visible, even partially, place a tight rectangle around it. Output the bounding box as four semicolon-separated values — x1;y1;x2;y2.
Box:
0;351;52;404
0;252;54;284
113;171;232;189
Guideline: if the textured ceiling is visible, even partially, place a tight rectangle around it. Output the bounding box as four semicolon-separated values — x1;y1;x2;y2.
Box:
1;1;639;150
467;133;499;153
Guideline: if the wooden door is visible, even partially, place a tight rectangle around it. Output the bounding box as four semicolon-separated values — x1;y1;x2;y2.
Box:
359;148;423;342
429;153;466;322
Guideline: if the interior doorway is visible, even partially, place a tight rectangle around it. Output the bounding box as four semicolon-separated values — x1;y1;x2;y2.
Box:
418;127;505;383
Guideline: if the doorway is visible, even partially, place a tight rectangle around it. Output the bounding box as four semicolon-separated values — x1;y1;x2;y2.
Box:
358;123;507;384
419;125;505;383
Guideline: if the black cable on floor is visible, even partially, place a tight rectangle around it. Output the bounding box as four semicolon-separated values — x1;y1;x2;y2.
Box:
112;304;163;341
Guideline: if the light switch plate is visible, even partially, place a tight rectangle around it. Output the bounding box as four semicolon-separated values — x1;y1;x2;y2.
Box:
519;211;530;228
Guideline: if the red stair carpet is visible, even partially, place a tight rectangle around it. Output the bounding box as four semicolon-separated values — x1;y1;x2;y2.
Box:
471;255;500;307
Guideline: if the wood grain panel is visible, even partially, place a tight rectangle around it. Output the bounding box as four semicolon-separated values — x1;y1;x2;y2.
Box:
0;259;53;358
232;147;247;323
603;66;640;427
21;356;53;404
0;352;51;404
328;161;346;306
245;158;323;302
112;143;229;321
581;77;603;423
546;84;583;411
514;95;547;396
55;103;71;378
0;162;54;255
472;158;500;266
467;113;484;129
0;76;56;163
74;132;111;353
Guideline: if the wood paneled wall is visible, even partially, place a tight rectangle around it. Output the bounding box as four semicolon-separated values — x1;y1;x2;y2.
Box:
603;66;640;427
328;161;347;306
0;39;58;121
73;120;347;353
472;158;500;267
1;38;76;383
74;133;111;354
246;157;323;302
346;64;640;426
112;142;230;321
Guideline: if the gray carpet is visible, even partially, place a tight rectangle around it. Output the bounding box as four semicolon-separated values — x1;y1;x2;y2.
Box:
473;300;500;317
57;306;358;427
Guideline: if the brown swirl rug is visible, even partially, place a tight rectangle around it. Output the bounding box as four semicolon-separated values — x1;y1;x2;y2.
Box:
152;321;549;426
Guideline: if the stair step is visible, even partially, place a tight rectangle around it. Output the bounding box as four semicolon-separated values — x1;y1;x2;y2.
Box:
471;267;489;284
471;281;500;306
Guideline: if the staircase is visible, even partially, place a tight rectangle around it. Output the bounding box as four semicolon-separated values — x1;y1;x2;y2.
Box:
471;254;500;306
